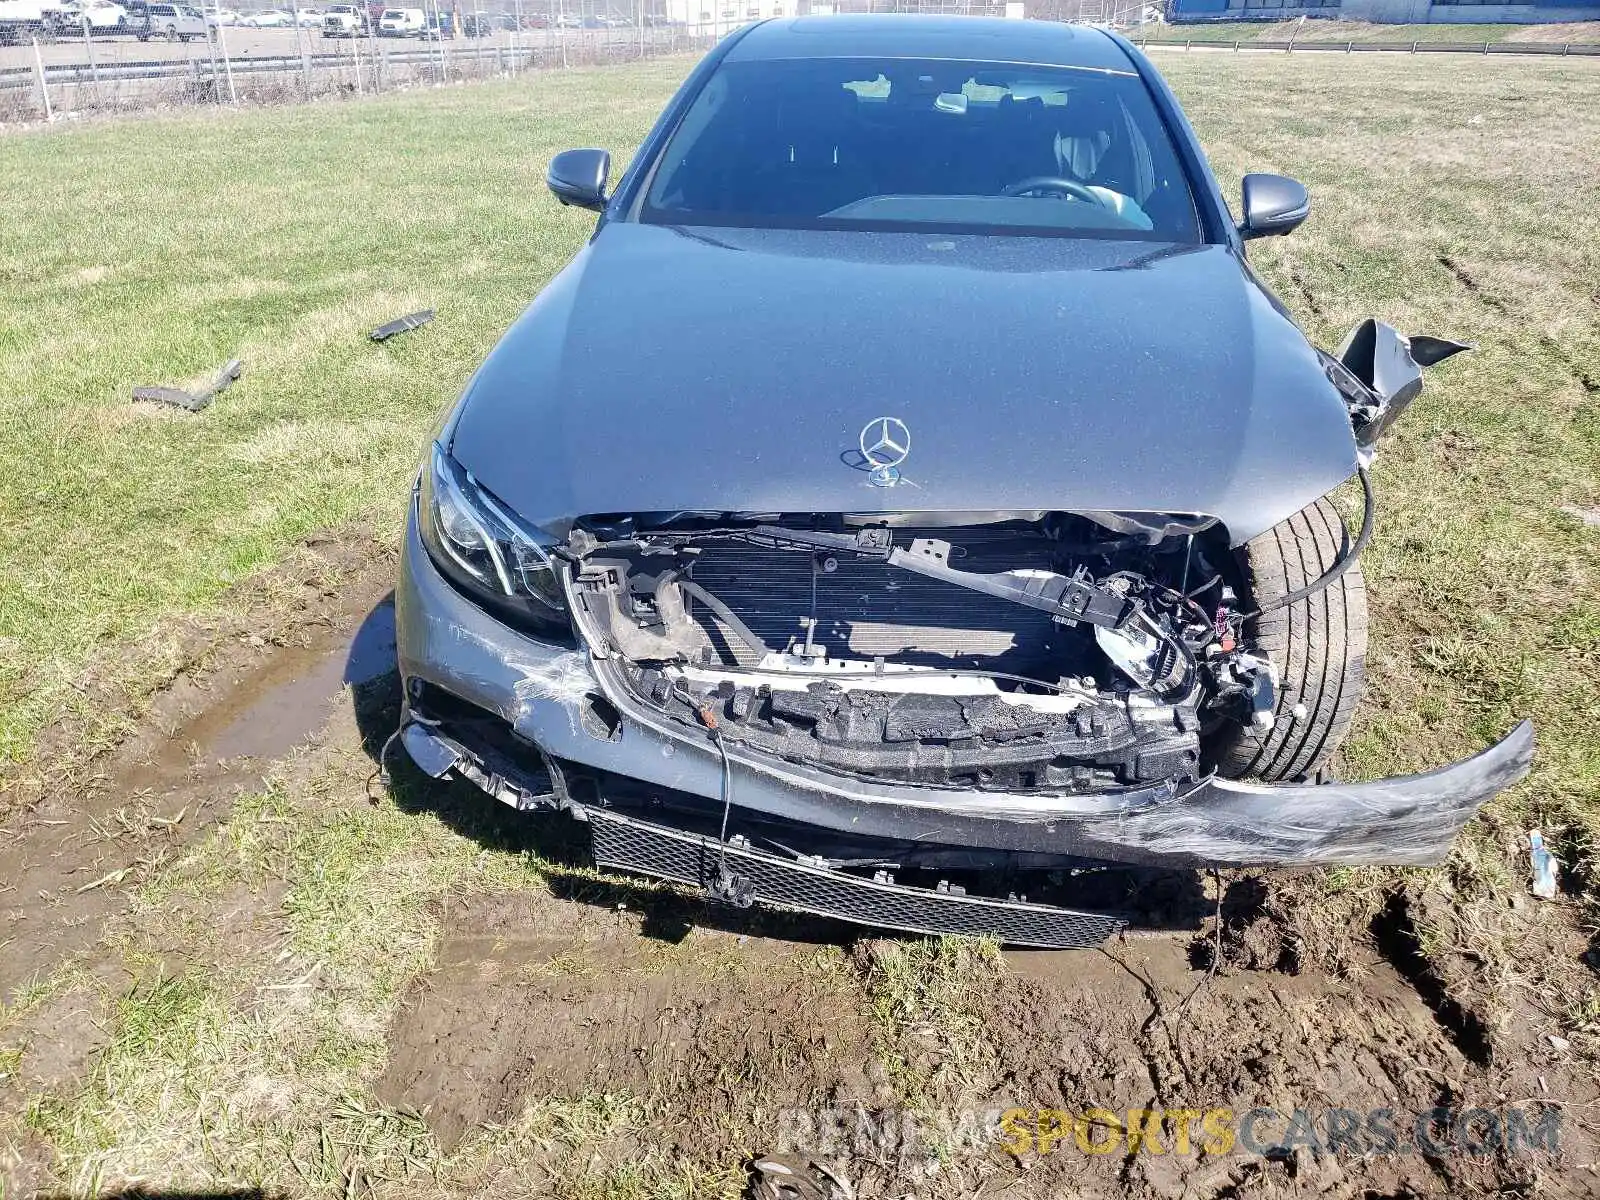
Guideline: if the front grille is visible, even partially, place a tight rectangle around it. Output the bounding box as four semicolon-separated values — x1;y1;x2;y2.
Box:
588;807;1125;949
685;526;1068;672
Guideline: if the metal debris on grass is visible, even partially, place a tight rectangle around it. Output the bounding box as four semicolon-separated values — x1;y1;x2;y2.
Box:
370;309;436;342
749;1154;854;1200
132;359;243;413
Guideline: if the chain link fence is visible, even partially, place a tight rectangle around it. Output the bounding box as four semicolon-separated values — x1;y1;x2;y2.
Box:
0;6;718;121
11;5;1596;123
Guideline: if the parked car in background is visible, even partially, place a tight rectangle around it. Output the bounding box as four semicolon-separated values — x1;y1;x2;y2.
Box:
320;1;363;32
293;5;320;23
459;10;492;35
136;0;206;37
241;6;290;23
552;11;577;27
67;0;130;28
204;5;240;22
0;0;77;40
417;8;450;36
376;5;421;34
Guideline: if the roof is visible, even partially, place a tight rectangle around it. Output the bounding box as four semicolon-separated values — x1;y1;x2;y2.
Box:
723;15;1137;73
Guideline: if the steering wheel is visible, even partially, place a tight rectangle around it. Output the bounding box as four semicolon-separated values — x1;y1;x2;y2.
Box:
1002;176;1106;206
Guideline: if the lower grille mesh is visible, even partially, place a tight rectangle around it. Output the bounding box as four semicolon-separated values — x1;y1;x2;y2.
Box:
685;526;1067;671
588;807;1124;949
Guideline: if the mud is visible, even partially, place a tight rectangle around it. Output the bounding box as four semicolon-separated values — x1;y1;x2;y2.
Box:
0;532;397;1006
374;882;1594;1198
376;891;876;1151
2;531;1597;1199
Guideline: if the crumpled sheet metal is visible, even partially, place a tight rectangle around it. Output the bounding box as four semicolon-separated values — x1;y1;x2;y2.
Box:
1082;719;1535;868
397;520;1535;871
492;638;1534;869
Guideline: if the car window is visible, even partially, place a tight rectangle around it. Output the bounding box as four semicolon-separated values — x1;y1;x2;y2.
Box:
642;56;1200;242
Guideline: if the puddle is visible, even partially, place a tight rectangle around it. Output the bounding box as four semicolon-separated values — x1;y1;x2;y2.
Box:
0;544;398;1006
206;646;357;761
126;598;397;782
207;599;397;762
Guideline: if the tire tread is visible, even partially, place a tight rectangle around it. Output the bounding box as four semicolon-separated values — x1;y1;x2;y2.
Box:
1213;496;1368;782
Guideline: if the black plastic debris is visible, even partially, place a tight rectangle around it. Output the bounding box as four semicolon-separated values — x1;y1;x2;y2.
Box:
370;309;435;342
132;359;243;414
749;1154;854;1200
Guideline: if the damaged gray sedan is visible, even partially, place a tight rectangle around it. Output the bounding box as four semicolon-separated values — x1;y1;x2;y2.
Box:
396;16;1532;947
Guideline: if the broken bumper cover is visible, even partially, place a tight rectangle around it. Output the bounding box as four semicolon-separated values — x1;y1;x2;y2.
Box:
397;514;1534;873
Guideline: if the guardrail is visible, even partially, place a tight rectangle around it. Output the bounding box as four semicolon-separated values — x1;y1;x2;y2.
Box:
0;28;701;108
5;27;1596;113
1130;36;1600;56
0;43;573;91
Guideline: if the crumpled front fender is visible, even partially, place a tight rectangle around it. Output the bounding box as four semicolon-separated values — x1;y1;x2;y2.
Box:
1081;721;1534;868
1329;318;1472;454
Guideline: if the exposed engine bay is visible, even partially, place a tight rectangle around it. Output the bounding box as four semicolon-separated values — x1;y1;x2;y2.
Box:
565;511;1287;793
397;313;1537;945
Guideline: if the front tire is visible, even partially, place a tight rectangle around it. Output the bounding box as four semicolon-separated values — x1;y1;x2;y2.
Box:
1209;495;1368;783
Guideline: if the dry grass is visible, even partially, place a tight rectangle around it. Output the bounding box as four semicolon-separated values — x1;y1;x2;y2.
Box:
1158;50;1600;1036
859;936;1005;1112
2;47;1599;1200
0;57;696;771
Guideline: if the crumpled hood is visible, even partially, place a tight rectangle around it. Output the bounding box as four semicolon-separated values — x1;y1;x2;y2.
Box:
448;223;1358;544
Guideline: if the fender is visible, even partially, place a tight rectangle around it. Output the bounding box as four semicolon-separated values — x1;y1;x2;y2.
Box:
1327;319;1472;457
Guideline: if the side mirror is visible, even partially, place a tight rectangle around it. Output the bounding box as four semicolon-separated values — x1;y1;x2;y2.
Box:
1239;173;1309;240
547;148;611;212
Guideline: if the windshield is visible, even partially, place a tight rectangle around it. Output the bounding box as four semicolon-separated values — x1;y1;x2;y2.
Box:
642;57;1200;241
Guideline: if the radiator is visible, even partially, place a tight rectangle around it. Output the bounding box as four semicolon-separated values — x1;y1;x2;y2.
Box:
684;526;1070;672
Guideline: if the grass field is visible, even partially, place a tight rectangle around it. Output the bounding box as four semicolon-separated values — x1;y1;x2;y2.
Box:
2;46;1600;1200
0;59;690;769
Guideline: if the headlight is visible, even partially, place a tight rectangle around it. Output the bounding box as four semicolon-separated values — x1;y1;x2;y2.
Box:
418;443;570;638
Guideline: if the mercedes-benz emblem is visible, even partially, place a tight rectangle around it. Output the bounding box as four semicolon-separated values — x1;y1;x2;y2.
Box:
859;417;911;488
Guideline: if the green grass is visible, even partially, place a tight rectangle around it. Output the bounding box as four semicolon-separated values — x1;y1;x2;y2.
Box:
861;936;1004;1112
17;758;554;1191
9;747;787;1196
1159;51;1600;971
4;51;1600;1193
1145;18;1600;43
0;57;695;768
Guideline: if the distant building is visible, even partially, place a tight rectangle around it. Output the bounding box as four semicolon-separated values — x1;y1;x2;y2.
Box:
1170;0;1599;24
661;0;1600;26
660;0;785;34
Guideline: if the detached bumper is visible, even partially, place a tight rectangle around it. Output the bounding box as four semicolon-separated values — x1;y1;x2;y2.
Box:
397;513;1534;873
